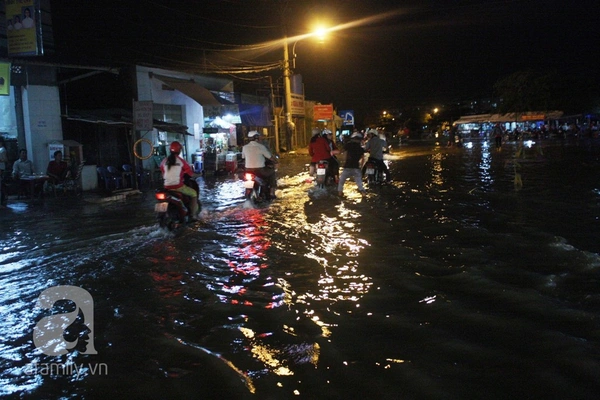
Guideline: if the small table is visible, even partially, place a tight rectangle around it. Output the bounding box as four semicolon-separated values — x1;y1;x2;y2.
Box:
20;175;49;200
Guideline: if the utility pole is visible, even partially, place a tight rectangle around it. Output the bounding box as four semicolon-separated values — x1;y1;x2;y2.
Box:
283;36;294;151
269;76;279;152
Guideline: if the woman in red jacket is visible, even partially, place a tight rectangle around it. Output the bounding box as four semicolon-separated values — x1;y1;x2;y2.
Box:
308;128;332;177
159;141;199;220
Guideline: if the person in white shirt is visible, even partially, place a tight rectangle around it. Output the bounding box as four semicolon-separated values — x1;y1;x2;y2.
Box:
12;149;34;178
13;15;22;30
22;8;34;29
241;131;278;199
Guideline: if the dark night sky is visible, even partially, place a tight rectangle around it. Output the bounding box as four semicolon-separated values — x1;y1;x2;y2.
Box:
48;0;599;118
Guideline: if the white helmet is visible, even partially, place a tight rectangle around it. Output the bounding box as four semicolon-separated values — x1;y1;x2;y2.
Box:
311;128;321;136
322;129;332;136
367;129;377;135
248;131;260;138
351;132;363;139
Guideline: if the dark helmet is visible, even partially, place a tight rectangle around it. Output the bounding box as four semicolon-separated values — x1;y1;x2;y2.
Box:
169;141;182;154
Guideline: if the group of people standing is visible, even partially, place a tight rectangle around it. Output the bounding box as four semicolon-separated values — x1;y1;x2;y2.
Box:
308;128;391;197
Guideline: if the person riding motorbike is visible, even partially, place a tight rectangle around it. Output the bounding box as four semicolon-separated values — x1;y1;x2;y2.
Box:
159;141;199;221
308;127;335;180
363;129;391;182
241;131;278;199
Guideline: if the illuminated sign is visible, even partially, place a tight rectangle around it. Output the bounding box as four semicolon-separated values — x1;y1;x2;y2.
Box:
314;104;334;120
339;110;354;126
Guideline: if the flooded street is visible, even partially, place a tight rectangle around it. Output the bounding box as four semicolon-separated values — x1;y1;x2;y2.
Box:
1;139;600;399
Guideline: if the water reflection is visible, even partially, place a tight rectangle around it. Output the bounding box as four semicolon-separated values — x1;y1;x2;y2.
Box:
1;142;600;398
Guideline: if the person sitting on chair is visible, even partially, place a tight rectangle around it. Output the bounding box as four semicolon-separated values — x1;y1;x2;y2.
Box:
13;149;42;197
12;149;34;179
46;150;70;184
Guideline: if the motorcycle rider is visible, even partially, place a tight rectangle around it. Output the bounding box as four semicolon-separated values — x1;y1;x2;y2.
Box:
242;130;278;199
308;127;333;179
323;129;340;183
363;129;391;182
159;141;199;221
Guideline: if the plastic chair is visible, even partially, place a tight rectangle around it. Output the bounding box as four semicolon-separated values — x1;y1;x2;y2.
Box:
97;166;119;191
106;166;123;189
122;164;143;188
64;162;85;196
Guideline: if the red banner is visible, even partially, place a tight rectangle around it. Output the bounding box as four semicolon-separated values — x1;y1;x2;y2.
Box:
313;104;334;120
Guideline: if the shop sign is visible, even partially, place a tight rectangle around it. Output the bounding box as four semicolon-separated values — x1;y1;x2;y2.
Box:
521;114;545;121
134;101;153;131
314;104;334;120
0;62;10;96
339;110;354;126
291;94;305;116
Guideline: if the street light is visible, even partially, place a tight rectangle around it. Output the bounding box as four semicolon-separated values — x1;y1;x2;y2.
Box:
281;27;329;151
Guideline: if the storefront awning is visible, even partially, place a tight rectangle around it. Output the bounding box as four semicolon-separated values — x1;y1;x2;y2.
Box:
239;103;272;126
454;111;564;125
453;114;493;125
63;109;192;135
152;74;222;106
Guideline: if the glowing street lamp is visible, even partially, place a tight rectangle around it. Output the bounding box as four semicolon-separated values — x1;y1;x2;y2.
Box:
282;27;329;151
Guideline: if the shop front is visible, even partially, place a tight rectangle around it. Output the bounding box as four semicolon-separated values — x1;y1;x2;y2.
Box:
201;104;242;175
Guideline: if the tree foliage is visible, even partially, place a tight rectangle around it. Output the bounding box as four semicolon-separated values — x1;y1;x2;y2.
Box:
493;69;556;113
494;69;599;114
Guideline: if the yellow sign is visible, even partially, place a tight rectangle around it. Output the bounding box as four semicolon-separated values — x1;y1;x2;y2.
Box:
6;0;40;56
0;63;10;96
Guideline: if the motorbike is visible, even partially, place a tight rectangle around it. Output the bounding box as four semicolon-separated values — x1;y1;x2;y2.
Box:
315;159;329;189
154;175;201;231
364;157;385;186
243;159;277;204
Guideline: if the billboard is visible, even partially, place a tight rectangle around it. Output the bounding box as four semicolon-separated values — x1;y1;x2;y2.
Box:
313;104;334;120
291;93;305;116
6;0;43;56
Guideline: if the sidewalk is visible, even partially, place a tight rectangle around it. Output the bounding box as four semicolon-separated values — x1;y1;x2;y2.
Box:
83;188;143;203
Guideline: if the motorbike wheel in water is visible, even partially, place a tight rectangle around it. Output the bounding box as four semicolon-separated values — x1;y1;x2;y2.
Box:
315;160;329;189
244;173;258;203
365;161;376;185
158;204;184;231
155;190;189;232
243;171;272;205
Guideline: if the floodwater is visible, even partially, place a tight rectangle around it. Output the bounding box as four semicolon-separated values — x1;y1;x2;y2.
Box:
1;138;599;399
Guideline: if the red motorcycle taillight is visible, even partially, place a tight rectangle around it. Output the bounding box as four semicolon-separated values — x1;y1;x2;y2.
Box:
317;162;326;169
245;173;254;181
155;192;167;201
